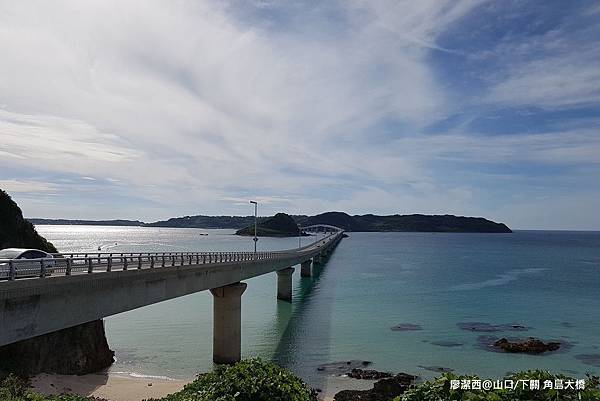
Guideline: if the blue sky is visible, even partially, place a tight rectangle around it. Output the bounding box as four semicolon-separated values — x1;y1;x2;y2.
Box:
0;0;599;229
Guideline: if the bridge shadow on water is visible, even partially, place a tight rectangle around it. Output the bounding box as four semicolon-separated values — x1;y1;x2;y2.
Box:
269;252;342;394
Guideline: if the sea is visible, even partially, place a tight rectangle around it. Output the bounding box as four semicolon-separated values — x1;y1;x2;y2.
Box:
36;226;600;390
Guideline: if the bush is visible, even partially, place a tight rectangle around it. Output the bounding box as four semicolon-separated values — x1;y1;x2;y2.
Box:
0;374;94;401
152;358;317;401
396;370;600;401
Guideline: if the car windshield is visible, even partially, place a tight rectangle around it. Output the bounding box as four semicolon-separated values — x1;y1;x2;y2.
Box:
20;251;49;259
0;249;23;259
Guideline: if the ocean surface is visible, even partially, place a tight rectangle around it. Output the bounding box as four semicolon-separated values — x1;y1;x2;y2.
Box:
37;226;600;389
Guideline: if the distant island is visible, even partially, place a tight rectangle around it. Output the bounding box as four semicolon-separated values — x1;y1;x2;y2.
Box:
27;218;145;226
28;211;512;233
236;213;309;237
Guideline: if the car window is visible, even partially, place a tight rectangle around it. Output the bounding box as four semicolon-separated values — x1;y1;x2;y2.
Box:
31;251;49;259
19;251;48;259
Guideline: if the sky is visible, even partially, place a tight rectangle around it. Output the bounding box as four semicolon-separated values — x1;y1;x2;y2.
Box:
0;1;599;230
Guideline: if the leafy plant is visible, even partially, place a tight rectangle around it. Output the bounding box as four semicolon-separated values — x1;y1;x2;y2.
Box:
0;373;93;401
148;358;317;401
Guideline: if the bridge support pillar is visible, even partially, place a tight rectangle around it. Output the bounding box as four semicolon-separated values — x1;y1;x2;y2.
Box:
313;253;322;265
277;267;295;302
300;260;312;277
210;282;247;364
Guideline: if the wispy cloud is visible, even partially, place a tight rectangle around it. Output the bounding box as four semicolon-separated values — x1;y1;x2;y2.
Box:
0;180;59;194
0;1;598;228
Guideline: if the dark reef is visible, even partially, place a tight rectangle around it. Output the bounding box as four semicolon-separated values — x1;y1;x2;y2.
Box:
334;373;416;401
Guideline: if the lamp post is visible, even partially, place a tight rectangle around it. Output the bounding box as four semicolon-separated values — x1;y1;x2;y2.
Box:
298;224;301;248
250;200;258;255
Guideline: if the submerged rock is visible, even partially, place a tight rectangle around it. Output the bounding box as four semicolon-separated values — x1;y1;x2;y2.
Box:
493;337;561;354
430;340;463;348
347;368;393;380
457;322;529;332
575;354;600;367
390;323;422;331
334;373;416;401
418;365;454;373
317;360;372;374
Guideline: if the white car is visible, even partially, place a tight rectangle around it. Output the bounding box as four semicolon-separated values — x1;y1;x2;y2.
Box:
0;248;55;279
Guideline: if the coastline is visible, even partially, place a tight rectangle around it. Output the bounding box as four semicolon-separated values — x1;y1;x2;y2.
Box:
30;371;374;401
30;372;187;401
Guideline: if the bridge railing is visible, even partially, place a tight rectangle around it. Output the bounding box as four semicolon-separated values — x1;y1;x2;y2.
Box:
0;232;343;281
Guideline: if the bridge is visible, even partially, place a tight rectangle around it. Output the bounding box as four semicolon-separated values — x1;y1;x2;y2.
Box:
0;226;344;363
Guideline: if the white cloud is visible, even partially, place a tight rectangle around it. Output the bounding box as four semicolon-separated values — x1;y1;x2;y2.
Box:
1;0;598;229
1;0;468;208
0;179;59;193
488;57;600;109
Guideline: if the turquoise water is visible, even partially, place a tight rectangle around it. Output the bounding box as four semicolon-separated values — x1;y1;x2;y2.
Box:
37;226;600;389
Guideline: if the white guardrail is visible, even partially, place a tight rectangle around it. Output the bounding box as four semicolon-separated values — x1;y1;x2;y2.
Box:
0;230;343;281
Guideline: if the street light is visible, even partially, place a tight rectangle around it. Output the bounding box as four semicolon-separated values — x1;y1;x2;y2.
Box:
249;200;258;255
298;224;301;248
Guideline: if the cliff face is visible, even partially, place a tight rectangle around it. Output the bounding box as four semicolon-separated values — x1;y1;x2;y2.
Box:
0;321;114;375
0;190;57;252
0;189;114;375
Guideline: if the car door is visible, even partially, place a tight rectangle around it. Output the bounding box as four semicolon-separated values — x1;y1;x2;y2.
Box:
17;251;45;277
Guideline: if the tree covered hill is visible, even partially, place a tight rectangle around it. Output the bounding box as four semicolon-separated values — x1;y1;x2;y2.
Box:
0;190;57;253
29;211;512;234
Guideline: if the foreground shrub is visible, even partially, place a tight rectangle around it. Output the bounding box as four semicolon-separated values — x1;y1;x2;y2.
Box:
0;373;93;401
396;370;600;401
153;358;317;401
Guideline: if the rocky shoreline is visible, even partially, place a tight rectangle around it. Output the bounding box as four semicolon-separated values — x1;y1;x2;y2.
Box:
0;320;114;375
333;372;416;401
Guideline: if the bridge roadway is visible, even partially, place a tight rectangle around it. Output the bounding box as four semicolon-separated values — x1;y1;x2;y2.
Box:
0;228;343;363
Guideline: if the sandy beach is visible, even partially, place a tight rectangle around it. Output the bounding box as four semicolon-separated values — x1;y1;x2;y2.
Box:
31;373;187;401
30;371;373;401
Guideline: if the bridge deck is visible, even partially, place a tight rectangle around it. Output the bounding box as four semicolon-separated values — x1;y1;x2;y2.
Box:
0;230;343;347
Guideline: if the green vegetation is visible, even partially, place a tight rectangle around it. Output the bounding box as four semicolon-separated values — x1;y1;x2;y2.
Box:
0;189;57;253
299;212;512;233
1;359;316;401
3;364;600;401
31;211;512;233
0;374;90;401
396;371;600;401
236;213;304;237
152;358;316;401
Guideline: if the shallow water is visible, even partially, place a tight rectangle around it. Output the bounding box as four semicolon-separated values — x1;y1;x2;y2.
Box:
37;226;600;389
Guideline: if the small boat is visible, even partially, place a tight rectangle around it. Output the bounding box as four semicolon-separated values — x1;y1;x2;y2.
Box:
199;233;208;236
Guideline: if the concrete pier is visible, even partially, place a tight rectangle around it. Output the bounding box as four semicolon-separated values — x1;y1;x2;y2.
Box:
210;282;247;364
0;228;344;348
276;267;295;301
300;260;312;277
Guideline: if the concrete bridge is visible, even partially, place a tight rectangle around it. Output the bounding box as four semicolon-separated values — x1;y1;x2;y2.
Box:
0;227;344;363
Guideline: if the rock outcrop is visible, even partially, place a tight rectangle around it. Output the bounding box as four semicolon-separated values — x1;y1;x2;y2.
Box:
493;337;561;354
347;368;393;380
0;321;114;375
0;189;114;375
334;373;415;401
